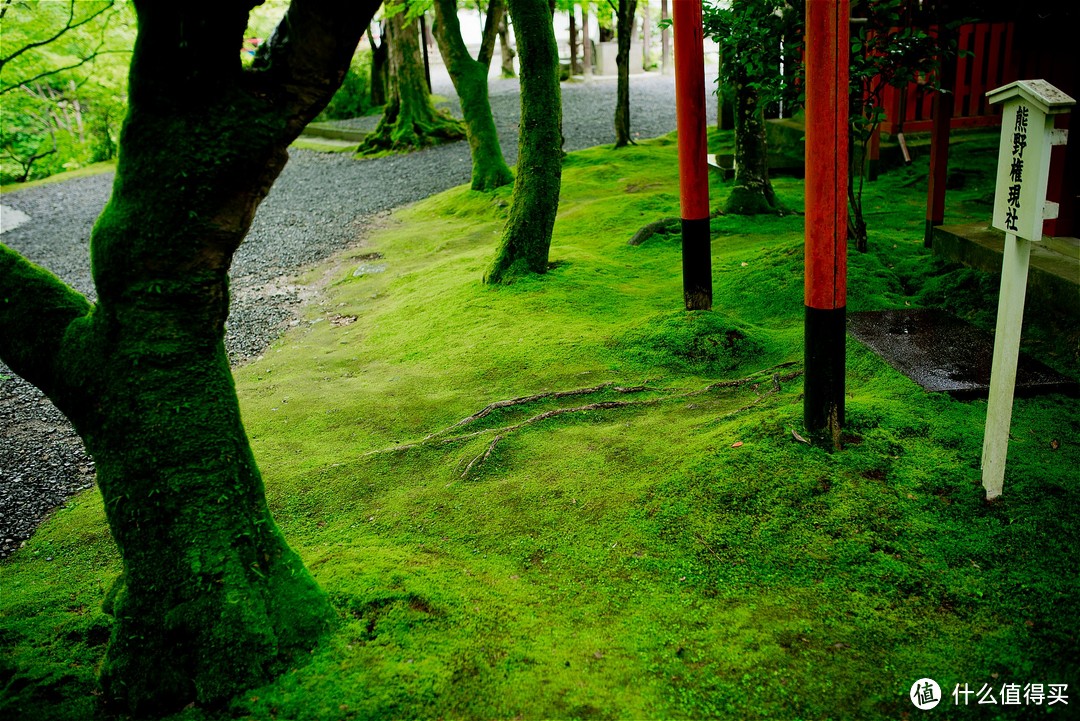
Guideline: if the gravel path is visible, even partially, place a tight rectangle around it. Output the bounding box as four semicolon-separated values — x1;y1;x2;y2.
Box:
0;66;717;557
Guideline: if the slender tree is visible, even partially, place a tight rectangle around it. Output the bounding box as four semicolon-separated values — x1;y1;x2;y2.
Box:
484;0;562;283
0;0;380;714
357;4;464;153
704;0;799;214
432;0;514;190
612;0;637;147
498;11;516;77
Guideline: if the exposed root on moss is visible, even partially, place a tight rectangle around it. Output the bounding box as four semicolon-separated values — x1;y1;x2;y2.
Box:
368;362;803;476
429;382;654;440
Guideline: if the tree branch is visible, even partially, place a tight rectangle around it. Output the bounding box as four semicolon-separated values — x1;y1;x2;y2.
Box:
0;244;92;400
250;0;383;139
0;0;114;71
478;0;505;68
0;49;129;96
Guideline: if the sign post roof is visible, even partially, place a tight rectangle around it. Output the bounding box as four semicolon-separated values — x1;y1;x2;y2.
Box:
986;79;1076;114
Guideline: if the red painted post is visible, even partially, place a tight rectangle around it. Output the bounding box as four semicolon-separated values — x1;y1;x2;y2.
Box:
672;0;712;310
804;0;849;433
925;26;956;247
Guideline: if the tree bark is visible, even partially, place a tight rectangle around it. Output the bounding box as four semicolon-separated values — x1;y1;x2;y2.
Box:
432;0;513;191
358;9;465;154
0;0;381;714
569;9;580;76
485;0;562;283
641;0;650;70
660;0;671;75
613;0;637;147
582;4;592;79
725;65;782;214
498;13;516;77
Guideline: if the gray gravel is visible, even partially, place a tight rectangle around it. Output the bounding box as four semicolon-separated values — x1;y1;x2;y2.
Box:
0;66;716;558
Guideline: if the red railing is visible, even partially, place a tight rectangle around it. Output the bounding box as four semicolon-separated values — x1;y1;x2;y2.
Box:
879;21;1017;136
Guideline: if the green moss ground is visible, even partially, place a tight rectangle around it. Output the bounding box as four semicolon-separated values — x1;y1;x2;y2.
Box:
2;130;1078;720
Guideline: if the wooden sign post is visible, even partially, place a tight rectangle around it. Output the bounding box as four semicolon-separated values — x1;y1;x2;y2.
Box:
981;79;1074;500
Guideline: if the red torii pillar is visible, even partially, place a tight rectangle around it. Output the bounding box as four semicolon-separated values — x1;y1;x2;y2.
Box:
804;0;849;433
672;0;712;310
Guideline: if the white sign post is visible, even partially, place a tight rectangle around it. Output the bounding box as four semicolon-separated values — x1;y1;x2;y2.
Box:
981;79;1074;500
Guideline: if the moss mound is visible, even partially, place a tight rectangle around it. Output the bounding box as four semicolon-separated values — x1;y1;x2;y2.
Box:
617;310;768;375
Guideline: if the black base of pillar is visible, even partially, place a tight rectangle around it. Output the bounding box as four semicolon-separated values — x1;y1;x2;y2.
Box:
924;219;940;248
682;217;712;310
804;305;846;432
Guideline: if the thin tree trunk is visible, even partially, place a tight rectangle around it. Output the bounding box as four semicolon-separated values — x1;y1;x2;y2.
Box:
641;1;650;70
614;0;638;147
725;65;781;214
432;0;513;190
569;10;580;75
660;0;671;74
485;0;562;283
498;14;516;77
582;4;593;79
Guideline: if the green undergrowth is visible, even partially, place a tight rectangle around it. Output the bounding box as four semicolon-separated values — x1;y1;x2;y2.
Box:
2;129;1077;720
0;160;116;195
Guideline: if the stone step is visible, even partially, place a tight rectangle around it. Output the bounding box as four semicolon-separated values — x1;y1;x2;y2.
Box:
932;223;1080;319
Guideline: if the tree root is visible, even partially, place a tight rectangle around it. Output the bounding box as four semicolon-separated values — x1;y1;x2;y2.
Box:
368;362;803;477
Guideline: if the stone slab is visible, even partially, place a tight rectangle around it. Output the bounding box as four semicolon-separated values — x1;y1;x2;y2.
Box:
847;309;1079;399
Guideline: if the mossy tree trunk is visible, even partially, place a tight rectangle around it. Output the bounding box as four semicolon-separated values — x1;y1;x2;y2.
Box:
358;7;465;154
614;0;637;147
724;64;783;215
498;13;516;77
0;0;380;714
432;0;513;191
484;0;562;283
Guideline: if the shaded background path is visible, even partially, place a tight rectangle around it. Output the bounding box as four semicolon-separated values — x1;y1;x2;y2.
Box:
0;66;717;556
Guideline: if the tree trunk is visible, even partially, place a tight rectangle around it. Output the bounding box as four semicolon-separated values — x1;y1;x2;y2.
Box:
641;1;650;70
613;0;637;148
498;14;517;77
358;11;465;154
432;0;514;191
569;10;580;76
725;65;782;215
369;24;389;107
582;5;592;79
485;0;562;283
0;2;380;714
660;0;671;75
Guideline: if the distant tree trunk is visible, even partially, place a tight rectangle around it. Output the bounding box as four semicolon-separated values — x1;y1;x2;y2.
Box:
725;64;782;214
641;1;650;70
569;9;580;75
582;4;593;79
660;0;671;74
433;0;514;190
614;0;638;147
498;13;517;77
368;23;389;107
0;2;381;714
485;0;562;283
359;10;465;153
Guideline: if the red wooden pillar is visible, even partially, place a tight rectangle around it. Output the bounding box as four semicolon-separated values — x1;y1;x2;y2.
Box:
672;0;712;310
925;26;957;247
804;0;849;433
